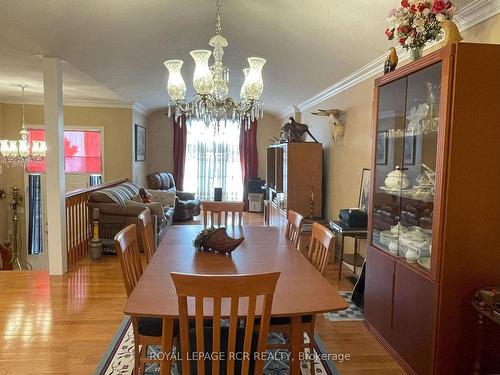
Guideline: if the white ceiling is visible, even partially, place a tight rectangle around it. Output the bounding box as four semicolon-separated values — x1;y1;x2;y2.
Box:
0;0;472;114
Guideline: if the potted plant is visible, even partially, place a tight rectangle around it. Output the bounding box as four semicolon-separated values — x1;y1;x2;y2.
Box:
385;0;456;61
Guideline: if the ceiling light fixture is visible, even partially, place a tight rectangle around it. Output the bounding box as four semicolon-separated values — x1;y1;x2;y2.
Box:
0;85;47;167
164;0;266;129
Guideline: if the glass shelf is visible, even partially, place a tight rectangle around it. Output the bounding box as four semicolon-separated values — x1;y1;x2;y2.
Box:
372;62;442;272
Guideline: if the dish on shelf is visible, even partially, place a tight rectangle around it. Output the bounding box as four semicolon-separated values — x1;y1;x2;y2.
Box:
417;257;431;270
384;166;410;190
380;186;411;193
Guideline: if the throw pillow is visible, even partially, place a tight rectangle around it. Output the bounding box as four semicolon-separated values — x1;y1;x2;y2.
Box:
125;200;165;220
148;189;176;207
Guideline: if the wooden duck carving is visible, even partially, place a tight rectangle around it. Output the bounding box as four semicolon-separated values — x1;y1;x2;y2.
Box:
311;109;344;144
440;20;463;46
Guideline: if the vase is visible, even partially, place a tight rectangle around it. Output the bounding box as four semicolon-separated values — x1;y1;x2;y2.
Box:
410;46;424;61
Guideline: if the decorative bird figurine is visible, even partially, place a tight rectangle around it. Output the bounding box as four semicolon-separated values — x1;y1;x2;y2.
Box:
384;47;398;74
439;20;463;46
311;109;344;144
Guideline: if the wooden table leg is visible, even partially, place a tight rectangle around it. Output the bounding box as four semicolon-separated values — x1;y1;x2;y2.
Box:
353;238;358;276
160;317;174;375
290;315;302;375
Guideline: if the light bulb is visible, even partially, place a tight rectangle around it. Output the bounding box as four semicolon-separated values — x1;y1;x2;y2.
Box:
18;140;29;157
190;50;214;95
0;140;9;156
164;60;186;101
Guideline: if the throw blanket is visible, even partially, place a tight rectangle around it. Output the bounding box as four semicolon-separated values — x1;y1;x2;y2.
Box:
99;183;140;206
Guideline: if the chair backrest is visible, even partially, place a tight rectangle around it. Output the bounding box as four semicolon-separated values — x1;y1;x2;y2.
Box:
201;201;244;227
284;210;304;249
114;224;143;297
138;208;156;264
171;272;280;375
307;222;335;275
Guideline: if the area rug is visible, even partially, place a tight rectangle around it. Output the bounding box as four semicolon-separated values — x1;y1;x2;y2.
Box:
95;318;340;375
323;292;364;322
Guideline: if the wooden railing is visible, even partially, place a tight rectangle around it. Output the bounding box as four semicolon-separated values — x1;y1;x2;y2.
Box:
65;178;127;269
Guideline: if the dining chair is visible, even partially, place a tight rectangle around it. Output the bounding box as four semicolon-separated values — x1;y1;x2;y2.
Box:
138;208;156;264
268;223;335;374
115;224;167;375
201;201;244;227
284;210;304;249
306;222;335;275
171;271;280;375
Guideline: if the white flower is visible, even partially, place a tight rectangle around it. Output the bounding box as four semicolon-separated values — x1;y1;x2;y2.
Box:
422;8;431;16
406;37;414;45
436;13;446;22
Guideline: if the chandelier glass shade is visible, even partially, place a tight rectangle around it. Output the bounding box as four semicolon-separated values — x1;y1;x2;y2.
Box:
0;85;47;167
164;0;266;128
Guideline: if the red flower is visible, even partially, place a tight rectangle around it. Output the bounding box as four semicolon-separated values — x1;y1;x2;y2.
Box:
417;3;426;12
410;4;417;13
432;0;447;13
401;0;409;8
385;29;394;39
399;37;406;45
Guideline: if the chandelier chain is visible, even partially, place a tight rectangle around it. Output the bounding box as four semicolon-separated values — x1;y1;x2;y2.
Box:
215;0;222;34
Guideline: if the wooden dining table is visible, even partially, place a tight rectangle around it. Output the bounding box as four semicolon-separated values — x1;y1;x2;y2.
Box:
124;225;348;374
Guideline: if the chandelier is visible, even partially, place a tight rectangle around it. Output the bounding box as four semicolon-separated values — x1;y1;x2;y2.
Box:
164;0;266;129
0;85;47;167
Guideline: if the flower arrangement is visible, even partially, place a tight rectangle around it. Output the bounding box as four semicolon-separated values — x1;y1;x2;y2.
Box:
386;0;456;53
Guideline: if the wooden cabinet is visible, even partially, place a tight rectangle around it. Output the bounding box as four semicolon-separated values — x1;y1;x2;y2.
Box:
265;142;323;223
365;43;500;375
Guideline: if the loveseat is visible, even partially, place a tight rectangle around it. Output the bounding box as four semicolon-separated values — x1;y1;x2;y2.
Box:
87;182;174;252
146;172;201;221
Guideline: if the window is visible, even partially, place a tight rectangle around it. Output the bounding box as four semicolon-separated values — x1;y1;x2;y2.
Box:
183;121;243;201
27;174;43;255
89;175;102;186
26;129;102;174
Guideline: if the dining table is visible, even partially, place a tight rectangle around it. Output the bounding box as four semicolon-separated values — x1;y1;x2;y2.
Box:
124;225;348;374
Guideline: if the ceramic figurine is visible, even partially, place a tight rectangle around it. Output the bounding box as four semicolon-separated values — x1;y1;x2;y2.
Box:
439;20;463;46
384;47;399;74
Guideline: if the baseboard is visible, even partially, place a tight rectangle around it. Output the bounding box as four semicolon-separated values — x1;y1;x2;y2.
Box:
364;320;417;375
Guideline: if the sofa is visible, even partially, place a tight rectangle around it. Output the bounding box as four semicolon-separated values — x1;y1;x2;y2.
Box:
87;182;174;252
146;172;201;221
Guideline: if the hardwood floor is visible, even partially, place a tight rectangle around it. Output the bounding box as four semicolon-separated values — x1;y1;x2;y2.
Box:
0;213;403;374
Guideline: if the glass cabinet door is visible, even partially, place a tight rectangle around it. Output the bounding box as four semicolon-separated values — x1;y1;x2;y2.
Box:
372;63;442;273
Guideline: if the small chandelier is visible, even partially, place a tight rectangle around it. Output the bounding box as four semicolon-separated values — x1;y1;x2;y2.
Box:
0;85;47;167
164;0;266;129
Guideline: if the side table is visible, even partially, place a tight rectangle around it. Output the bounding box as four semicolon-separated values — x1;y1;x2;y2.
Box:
329;220;367;282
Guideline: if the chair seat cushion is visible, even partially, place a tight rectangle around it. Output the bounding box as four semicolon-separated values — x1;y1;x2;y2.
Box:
137;318;214;337
181;326;258;375
177;199;199;209
269;314;314;325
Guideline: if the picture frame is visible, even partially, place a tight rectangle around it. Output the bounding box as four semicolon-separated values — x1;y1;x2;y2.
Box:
358;168;371;212
404;135;416;165
376;131;388;165
135;124;146;162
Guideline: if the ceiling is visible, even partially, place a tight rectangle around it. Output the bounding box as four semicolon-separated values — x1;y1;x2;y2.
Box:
0;0;472;115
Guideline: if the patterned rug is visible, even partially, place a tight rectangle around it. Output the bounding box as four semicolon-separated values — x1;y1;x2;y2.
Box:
95;318;340;375
323;292;364;322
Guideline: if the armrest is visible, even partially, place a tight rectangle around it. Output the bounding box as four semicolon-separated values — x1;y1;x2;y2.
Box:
176;191;196;201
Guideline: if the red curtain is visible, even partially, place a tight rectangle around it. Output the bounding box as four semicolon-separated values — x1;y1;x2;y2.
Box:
172;116;187;190
239;119;258;210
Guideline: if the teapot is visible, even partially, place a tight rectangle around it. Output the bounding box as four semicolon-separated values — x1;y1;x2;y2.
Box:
384;166;410;190
405;245;420;263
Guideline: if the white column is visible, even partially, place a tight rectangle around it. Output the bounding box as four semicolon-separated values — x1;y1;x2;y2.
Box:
43;57;67;275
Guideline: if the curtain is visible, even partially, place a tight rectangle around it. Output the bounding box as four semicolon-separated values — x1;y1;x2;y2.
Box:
172;116;187;190
28;174;43;255
183;121;243;201
239;119;258;210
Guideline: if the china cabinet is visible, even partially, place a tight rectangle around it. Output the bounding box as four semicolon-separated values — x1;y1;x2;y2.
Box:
365;43;500;375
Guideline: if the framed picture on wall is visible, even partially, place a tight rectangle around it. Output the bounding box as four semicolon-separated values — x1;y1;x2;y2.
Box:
358;168;371;212
404;135;416;165
135;124;146;162
376;131;388;165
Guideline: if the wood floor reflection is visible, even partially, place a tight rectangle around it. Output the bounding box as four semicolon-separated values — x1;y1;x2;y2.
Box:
0;213;403;374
